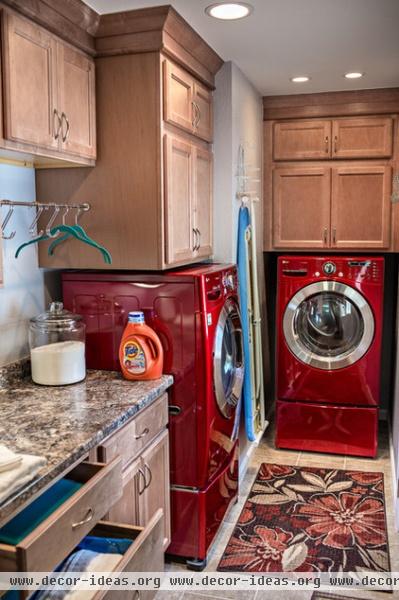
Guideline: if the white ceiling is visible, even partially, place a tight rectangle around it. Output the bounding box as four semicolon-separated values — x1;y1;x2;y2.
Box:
83;0;399;96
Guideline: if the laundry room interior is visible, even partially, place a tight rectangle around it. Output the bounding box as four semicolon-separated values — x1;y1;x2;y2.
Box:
0;1;398;599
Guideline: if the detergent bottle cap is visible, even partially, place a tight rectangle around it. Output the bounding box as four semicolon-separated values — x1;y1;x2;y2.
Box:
128;311;145;324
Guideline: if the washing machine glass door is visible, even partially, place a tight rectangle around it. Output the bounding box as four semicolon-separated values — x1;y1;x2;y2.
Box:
213;299;244;418
283;281;375;370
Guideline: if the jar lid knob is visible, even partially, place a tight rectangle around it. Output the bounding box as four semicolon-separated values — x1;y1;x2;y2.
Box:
49;302;64;313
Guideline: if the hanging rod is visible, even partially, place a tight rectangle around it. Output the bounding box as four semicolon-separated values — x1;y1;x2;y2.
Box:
0;200;90;210
0;200;90;240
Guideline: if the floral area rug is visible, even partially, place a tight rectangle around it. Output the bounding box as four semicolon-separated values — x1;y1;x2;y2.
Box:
218;463;390;574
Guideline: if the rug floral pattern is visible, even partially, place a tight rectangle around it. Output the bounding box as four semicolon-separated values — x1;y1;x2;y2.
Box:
218;464;390;574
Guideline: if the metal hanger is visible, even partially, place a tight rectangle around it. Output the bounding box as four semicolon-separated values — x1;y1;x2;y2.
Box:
1;207;16;240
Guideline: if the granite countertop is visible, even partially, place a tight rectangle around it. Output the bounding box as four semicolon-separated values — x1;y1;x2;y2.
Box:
0;364;173;526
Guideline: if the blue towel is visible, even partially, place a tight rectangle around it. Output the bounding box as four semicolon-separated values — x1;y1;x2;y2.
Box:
0;479;82;545
77;535;132;554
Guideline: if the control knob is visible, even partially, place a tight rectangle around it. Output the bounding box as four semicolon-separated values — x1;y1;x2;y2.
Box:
323;261;336;276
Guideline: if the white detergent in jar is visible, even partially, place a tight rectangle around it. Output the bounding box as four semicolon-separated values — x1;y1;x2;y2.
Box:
31;341;86;386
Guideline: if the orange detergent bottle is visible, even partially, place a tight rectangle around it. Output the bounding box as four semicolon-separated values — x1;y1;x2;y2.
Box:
119;311;164;380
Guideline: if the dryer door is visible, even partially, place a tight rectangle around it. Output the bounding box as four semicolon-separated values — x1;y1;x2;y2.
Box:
213;299;244;418
283;281;375;370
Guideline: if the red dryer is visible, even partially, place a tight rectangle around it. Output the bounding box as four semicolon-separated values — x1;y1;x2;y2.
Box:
62;264;244;568
276;256;384;458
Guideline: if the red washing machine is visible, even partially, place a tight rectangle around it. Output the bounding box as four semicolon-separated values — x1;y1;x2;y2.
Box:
62;264;244;569
276;256;384;458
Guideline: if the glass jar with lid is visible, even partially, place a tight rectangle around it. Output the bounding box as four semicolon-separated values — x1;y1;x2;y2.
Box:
29;302;86;386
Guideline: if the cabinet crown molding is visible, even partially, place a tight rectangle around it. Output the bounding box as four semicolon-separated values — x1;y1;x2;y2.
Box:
263;88;399;120
0;1;223;87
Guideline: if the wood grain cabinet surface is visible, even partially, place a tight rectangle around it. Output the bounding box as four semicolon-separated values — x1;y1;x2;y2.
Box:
164;132;213;266
1;9;96;165
273;116;393;161
273;167;331;248
96;395;171;551
163;59;213;142
266;108;396;251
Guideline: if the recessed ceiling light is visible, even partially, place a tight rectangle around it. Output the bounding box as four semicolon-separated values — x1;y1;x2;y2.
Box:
205;3;253;20
290;76;310;83
344;72;364;79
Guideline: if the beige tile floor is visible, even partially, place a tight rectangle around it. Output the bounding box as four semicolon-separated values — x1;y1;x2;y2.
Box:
158;419;398;600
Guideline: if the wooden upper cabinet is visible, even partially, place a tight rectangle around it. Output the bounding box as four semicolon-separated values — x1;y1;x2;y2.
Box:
164;133;195;265
2;12;58;150
332;117;393;159
274;120;331;160
273;167;331;248
331;165;392;249
193;146;213;257
1;10;96;164
193;82;213;142
163;59;213;142
57;43;96;159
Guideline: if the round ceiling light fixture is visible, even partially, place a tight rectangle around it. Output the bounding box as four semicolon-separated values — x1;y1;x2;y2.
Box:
205;2;254;20
290;76;311;83
344;72;364;79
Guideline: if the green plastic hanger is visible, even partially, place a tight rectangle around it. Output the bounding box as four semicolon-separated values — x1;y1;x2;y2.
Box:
48;224;112;264
15;224;112;264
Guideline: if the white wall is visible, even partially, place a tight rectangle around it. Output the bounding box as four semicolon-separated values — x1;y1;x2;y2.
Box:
0;164;60;366
213;61;269;468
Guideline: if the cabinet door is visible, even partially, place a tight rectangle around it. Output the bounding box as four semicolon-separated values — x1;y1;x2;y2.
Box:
193;82;213;142
274;120;331;160
138;430;170;550
2;12;58;149
163;60;194;134
57;42;96;159
332;117;393;159
164;133;195;265
193;146;213;258
273;167;331;248
331;165;391;249
107;458;141;526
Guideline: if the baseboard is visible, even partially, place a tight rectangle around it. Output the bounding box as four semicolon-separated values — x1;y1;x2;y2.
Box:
239;421;269;481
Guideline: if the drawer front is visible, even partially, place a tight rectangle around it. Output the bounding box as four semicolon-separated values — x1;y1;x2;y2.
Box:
93;510;164;600
98;395;168;469
18;458;122;572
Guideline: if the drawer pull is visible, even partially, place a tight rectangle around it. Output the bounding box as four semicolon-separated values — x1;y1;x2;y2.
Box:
135;427;149;440
134;592;141;600
144;463;153;489
72;508;94;530
138;467;146;495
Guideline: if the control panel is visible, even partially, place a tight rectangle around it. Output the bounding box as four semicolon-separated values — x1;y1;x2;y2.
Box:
280;257;383;283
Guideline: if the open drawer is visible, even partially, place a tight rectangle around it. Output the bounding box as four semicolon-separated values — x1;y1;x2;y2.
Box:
0;457;122;573
91;509;164;600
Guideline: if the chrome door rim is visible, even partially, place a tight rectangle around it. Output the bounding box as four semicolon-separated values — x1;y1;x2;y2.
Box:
213;299;244;418
283;280;375;370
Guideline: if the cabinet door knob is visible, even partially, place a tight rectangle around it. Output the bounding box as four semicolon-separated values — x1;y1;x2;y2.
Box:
72;507;94;529
191;101;196;128
334;135;338;154
196;228;201;249
53;109;62;140
325;136;329;153
323;228;328;244
195;102;201;127
332;227;337;245
61;112;70;142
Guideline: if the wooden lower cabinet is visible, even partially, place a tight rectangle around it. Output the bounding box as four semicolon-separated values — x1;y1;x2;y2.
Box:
273;167;331;248
331;165;392;249
99;396;171;552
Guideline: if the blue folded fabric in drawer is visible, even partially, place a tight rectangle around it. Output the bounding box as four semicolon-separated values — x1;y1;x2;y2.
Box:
0;478;82;545
77;535;132;554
